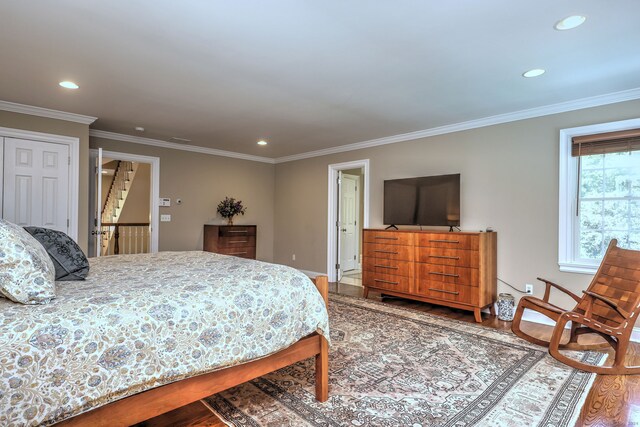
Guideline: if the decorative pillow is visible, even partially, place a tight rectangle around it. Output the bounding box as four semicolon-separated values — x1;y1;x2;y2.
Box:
0;219;56;304
24;227;90;281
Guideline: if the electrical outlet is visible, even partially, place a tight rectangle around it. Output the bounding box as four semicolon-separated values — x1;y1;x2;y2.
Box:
525;284;533;295
292;254;296;261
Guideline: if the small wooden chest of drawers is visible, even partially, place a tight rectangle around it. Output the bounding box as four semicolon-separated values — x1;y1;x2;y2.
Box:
203;225;257;259
362;229;497;322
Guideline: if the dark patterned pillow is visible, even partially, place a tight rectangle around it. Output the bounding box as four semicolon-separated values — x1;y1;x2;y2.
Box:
24;227;90;281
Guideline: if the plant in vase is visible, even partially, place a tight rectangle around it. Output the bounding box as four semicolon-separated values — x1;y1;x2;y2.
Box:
217;196;247;225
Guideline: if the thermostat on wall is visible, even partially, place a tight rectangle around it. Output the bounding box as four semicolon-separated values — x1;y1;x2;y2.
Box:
159;198;171;207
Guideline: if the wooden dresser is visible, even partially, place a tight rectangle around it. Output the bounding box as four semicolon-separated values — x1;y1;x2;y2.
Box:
363;229;497;322
203;225;256;259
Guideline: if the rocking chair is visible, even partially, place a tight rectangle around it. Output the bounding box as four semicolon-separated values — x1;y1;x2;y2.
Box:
512;239;640;375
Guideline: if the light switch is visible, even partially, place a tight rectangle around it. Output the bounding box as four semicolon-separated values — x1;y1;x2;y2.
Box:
161;214;171;222
159;198;171;207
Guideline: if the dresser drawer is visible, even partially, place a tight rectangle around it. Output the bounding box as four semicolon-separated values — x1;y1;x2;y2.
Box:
219;226;256;237
416;263;479;286
416;247;479;268
363;258;413;278
364;230;413;246
363;242;414;262
217;247;256;259
217;236;256;248
415;281;477;305
363;270;411;293
416;233;479;250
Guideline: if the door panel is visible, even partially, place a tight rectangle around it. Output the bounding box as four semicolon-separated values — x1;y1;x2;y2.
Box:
42;177;58;227
3;138;69;233
88;148;103;257
15;175;32;224
340;174;358;272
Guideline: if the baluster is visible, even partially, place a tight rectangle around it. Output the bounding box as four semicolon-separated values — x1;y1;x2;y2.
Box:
135;226;139;253
114;224;120;255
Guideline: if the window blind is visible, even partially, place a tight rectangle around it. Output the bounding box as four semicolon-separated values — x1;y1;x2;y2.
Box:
572;128;640;156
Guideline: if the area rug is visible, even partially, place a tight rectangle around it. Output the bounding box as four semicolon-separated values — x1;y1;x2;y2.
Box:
204;294;604;427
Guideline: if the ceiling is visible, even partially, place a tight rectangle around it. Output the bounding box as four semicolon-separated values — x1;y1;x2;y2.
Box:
1;1;639;159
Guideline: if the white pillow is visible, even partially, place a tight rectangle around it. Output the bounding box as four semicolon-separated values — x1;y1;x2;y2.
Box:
0;219;56;304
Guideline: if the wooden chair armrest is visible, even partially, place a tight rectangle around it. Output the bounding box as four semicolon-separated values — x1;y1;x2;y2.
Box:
536;277;582;303
583;291;630;319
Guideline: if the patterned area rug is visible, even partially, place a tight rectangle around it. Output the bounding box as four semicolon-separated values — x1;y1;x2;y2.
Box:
204;294;603;426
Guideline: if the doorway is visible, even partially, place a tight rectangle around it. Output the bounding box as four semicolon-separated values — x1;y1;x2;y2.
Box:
339;171;362;285
327;159;369;284
88;149;160;257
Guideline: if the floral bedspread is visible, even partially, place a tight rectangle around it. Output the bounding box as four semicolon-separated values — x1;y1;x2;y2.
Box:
0;251;330;426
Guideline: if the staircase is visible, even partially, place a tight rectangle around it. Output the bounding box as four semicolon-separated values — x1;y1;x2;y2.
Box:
102;161;139;224
101;161;139;255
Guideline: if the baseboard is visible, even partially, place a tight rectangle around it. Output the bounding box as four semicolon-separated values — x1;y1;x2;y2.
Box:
299;269;325;278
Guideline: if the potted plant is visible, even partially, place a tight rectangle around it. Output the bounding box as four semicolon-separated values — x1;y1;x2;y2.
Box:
217;196;247;225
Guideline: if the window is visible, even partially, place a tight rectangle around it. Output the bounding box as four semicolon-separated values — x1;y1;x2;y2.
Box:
559;119;640;274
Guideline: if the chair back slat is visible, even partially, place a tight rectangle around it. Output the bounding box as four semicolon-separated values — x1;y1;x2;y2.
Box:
576;241;640;327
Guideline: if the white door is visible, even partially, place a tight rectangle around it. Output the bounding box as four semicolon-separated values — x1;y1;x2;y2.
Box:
340;174;359;272
88;148;103;257
2;138;70;233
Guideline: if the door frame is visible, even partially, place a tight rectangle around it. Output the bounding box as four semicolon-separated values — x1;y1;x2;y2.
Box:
90;149;160;253
0;126;79;241
327;159;370;282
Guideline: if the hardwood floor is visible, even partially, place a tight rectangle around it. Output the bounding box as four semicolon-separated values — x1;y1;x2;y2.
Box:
139;282;640;427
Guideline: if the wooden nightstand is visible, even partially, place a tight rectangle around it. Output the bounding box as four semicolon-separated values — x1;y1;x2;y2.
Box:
203;225;256;259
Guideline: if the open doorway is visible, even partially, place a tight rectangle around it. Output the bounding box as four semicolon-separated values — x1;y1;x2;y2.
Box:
88;149;160;257
339;170;363;286
327;159;369;285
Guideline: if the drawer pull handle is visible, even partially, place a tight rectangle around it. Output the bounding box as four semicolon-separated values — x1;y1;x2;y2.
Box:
229;251;248;255
228;230;249;234
374;236;399;240
429;239;460;244
429;255;460;260
374;265;399;270
229;240;249;243
374;250;398;254
429;288;459;295
374;279;399;285
429;272;460;278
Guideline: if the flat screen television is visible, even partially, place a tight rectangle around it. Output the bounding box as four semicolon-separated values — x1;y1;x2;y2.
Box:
383;173;460;227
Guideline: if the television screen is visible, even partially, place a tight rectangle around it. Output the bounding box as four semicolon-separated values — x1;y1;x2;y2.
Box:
383;174;460;226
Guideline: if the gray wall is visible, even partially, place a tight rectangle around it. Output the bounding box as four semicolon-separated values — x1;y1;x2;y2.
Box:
273;99;640;308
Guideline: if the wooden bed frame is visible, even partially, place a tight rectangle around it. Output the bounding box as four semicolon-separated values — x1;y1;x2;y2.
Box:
58;276;329;426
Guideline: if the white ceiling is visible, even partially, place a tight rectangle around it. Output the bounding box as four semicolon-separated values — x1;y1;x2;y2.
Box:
1;1;639;158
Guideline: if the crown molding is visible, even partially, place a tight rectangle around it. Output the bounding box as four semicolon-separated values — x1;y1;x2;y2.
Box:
273;87;640;163
20;86;637;164
89;129;275;164
0;100;97;125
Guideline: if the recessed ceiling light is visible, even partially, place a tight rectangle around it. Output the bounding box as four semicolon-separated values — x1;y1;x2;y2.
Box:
59;81;79;89
134;126;145;132
522;69;546;78
257;140;268;146
555;15;586;31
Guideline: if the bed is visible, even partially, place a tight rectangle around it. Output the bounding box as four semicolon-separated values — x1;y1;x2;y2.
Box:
0;251;330;426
